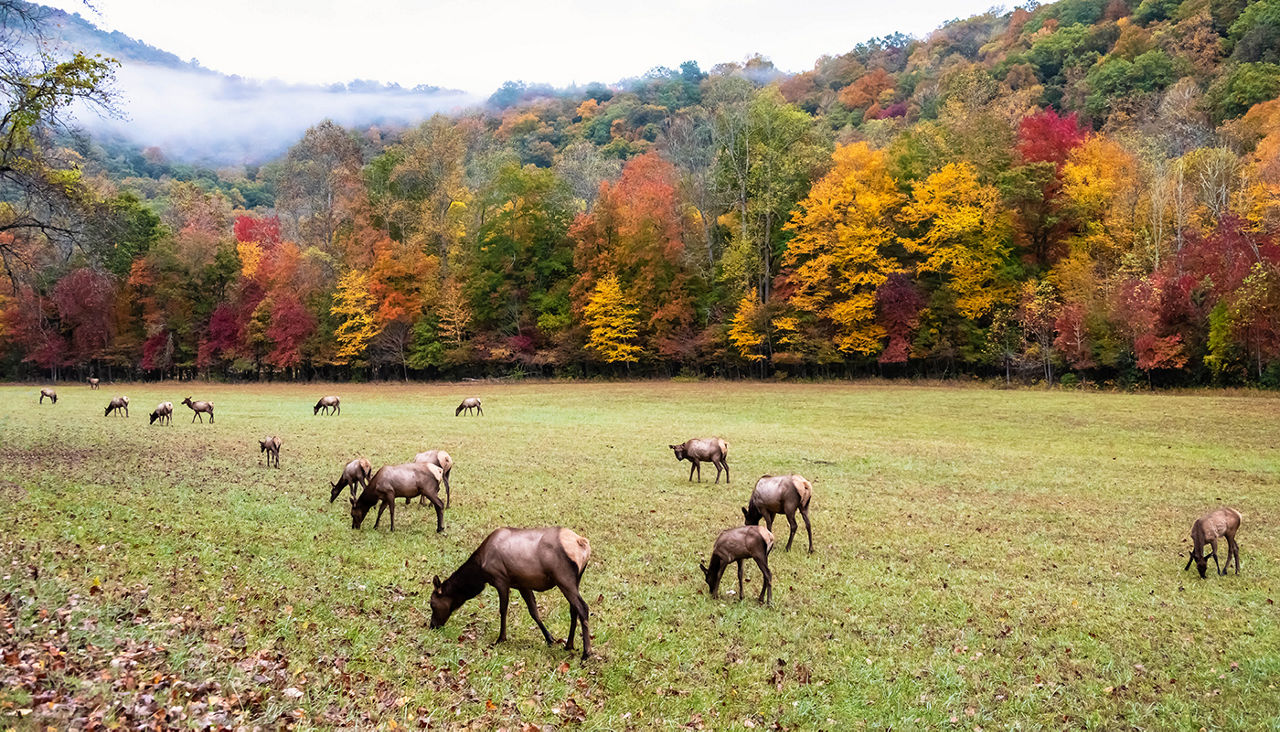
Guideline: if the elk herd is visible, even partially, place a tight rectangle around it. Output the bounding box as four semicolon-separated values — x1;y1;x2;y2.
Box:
28;381;1248;662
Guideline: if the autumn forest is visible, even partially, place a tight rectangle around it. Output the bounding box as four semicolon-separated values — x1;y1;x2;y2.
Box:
3;0;1280;386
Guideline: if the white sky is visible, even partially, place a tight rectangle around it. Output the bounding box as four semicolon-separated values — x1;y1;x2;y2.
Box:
42;0;1001;94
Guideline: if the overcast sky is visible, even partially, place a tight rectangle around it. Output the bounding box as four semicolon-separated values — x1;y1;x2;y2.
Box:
42;0;1001;94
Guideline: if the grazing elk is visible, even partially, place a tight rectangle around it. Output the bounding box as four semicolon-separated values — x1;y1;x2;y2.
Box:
149;401;173;425
330;458;372;502
104;396;130;417
430;527;593;659
669;438;730;483
314;395;341;416
259;436;281;468
455;397;483;416
701;525;775;605
87;377;100;389
1184;507;1243;578
182;397;214;423
38;388;57;404
743;474;814;553
414;449;454;507
349;462;446;532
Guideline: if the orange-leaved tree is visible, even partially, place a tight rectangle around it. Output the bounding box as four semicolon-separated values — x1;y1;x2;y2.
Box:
330;270;380;365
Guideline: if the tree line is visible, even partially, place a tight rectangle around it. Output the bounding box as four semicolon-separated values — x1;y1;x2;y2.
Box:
2;0;1279;385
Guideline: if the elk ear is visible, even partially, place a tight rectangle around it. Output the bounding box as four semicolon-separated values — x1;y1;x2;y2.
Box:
699;561;707;573
432;575;442;589
741;506;749;519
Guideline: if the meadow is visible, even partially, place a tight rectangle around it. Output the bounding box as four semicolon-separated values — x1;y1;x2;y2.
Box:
1;380;1279;730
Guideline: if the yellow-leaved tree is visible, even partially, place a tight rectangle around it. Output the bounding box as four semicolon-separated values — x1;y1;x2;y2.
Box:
584;275;642;366
782;142;904;356
330;269;380;365
899;161;1013;321
728;292;767;362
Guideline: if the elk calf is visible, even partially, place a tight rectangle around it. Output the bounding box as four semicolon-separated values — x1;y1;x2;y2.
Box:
149;401;173;425
314;395;340;416
38;388;57;404
182;397;214;423
104;395;130;417
1184;507;1243;578
701;525;774;605
669;438;730;483
743;474;814;553
330;458;372;502
430;527;593;659
456;397;483;416
259;436;281;468
414;449;454;507
87;377;100;389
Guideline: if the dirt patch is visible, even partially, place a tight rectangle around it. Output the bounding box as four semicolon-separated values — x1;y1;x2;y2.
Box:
0;480;24;500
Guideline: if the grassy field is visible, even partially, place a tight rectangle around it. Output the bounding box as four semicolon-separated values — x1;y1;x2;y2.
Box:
1;381;1279;729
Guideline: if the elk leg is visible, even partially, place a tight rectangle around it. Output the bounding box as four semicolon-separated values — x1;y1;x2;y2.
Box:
1229;536;1240;574
764;511;776;533
714;461;722;484
688;461;695;482
801;506;813;554
736;559;744;600
722;458;729;484
496;586;510;643
754;554;772;605
444;474;451;509
388;499;395;531
1210;539;1221;574
477;405;483;415
374;499;388;528
1185;551;1195;571
561;587;590;659
785;512;798;552
429;492;445;533
521;589;555;645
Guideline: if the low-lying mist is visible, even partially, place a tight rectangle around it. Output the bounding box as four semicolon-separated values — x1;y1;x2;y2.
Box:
73;63;478;165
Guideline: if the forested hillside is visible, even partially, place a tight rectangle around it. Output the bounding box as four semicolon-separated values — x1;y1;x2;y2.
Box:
3;0;1279;385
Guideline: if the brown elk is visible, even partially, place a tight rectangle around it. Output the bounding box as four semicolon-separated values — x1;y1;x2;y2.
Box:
414;449;454;507
38;388;57;404
104;396;130;417
743;474;814;553
456;397;483;416
259;436;281;468
330;458;372;502
87;378;100;389
669;438;730;483
149;401;173;425
1184;507;1243;578
349;462;446;532
314;395;340;416
701;525;775;605
182;397;214;423
430;527;593;659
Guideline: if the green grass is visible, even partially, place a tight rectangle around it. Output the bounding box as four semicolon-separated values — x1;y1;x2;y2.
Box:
1;381;1279;729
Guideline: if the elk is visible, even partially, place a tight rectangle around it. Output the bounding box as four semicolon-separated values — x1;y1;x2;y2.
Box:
149;401;173;425
349;462;446;532
456;397;483;416
413;449;454;507
1184;507;1243;578
743;474;814;553
38;388;57;404
259;436;281;468
104;395;130;417
669;438;730;483
182;397;214;423
700;525;775;605
87;377;100;390
330;458;372;502
314;395;341;416
430;527;593;659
